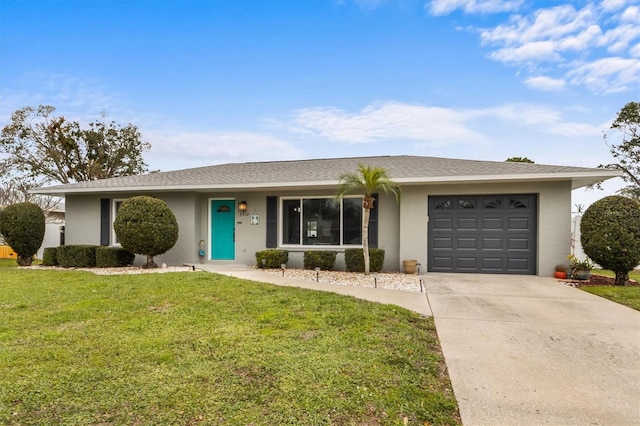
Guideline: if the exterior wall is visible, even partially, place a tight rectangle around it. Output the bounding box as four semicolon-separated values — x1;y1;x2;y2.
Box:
196;190;400;271
65;194;102;246
398;181;572;276
63;179;572;275
65;192;199;266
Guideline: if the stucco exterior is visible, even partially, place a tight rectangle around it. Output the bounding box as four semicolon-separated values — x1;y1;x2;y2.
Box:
64;181;569;275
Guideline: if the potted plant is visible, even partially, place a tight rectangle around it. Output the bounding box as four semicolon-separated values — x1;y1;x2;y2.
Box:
554;264;568;279
567;254;593;280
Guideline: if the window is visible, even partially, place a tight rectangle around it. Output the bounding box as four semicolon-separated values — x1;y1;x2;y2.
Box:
281;197;362;246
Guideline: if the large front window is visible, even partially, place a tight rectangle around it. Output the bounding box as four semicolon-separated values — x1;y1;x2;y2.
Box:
281;197;362;246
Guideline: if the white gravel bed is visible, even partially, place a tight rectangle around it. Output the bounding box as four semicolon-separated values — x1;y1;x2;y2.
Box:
264;268;426;293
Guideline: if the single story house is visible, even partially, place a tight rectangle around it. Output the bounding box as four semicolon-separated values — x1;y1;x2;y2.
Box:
34;155;620;276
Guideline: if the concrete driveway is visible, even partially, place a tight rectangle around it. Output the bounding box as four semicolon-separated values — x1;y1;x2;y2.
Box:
426;273;640;425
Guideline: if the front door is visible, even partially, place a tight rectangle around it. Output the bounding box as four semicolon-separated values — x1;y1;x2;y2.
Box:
211;200;235;260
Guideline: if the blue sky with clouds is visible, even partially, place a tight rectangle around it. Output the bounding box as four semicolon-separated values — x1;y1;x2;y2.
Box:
1;0;639;207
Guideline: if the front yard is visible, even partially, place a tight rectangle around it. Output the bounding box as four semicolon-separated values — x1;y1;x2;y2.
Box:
580;269;640;311
0;261;460;425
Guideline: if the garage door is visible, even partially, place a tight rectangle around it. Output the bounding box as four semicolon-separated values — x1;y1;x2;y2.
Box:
428;194;537;274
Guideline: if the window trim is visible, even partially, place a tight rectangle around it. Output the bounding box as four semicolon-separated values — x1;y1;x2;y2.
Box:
278;195;363;248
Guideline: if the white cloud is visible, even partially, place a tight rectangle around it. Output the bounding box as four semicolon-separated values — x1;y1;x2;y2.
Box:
0;72;128;127
599;24;640;53
468;103;602;137
601;0;630;13
469;2;640;93
428;0;523;16
524;76;566;91
567;57;640;93
620;5;640;21
145;130;303;171
480;5;596;51
489;40;562;63
285;101;487;145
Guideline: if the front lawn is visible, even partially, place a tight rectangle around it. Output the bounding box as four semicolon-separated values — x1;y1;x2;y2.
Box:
580;269;640;311
0;266;460;425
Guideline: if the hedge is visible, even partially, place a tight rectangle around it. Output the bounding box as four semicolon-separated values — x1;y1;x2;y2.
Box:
344;248;385;273
96;246;136;267
303;251;337;270
57;245;98;268
255;250;289;268
42;247;58;266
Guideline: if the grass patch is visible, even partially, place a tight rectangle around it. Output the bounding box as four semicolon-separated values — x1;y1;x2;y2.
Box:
0;266;459;425
581;286;640;311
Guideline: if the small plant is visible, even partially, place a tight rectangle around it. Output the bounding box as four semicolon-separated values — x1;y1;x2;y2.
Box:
303;251;337;270
567;254;593;271
555;264;568;272
345;248;385;273
42;247;58;266
255;249;288;268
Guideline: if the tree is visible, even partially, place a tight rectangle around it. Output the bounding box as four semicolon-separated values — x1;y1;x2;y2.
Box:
505;157;534;163
113;196;179;268
0;105;151;185
0;202;45;266
337;164;400;274
601;102;640;200
580;195;640;286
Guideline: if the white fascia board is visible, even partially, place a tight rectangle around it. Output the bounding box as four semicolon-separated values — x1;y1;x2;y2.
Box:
31;170;621;196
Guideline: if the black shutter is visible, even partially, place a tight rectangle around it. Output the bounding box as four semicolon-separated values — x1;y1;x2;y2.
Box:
368;193;379;248
100;199;110;246
266;196;277;248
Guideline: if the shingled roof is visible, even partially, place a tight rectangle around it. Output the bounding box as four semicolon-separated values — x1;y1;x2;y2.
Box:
34;155;621;195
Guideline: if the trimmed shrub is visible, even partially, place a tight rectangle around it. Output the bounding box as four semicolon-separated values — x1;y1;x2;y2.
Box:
581;195;640;286
255;249;289;268
57;245;98;268
303;251;337;270
113;196;179;268
345;248;385;273
96;246;135;267
42;247;58;266
0;202;45;266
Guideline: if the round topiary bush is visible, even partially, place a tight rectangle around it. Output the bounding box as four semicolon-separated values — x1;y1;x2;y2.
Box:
0;202;45;266
580;195;640;286
113;196;179;268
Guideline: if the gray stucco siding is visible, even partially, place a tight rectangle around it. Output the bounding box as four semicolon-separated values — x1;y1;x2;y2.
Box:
63;180;571;275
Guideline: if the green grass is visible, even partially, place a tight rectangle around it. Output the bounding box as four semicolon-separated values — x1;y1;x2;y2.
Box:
581;269;640;311
581;286;640;311
0;266;460;425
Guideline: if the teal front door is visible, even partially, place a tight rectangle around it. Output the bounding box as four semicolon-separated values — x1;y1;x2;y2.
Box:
211;200;235;260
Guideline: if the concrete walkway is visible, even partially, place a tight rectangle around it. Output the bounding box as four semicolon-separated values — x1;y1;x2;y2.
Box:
194;264;640;425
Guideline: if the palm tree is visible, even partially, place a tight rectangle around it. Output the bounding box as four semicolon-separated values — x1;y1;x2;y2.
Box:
337;164;400;274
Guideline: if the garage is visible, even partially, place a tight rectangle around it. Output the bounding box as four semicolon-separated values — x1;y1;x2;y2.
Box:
428;194;537;274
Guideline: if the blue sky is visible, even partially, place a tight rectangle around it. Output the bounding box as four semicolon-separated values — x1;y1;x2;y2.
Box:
1;0;639;208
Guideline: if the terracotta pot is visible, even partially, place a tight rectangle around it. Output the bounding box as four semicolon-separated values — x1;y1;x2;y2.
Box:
554;271;567;279
403;260;418;274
